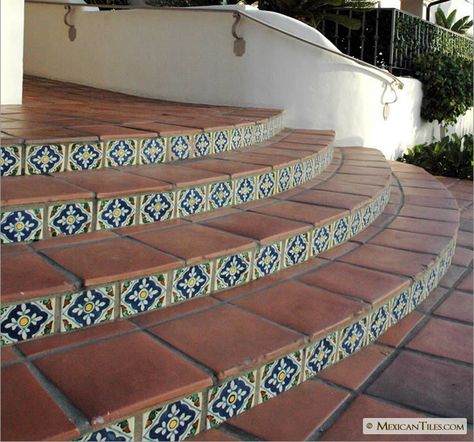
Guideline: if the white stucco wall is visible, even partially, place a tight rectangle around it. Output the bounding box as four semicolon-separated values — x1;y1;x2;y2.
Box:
23;3;473;159
1;0;25;104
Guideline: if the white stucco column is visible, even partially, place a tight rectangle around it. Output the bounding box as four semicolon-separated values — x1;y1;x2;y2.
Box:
1;0;25;105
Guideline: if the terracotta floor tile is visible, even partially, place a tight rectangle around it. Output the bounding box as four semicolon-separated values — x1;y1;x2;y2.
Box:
399;205;459;223
188;429;238;441
234;280;365;339
130;224;254;265
112;219;187;236
340;244;435;279
435;291;473;323
337;173;389;186
1;252;75;303
321;395;431;441
370;229;452;255
1;363;79;441
460;218;473;232
1;175;93;206
149;304;304;379
404;194;459;210
367;351;473;421
56;169;170;198
299;262;409;306
439;265;468;288
318;241;360;260
318;344;393;390
229;380;349;441
126;163;225;187
33;332;212;426
378;311;426;347
289;190;368;210
0;243;31;256
252;201;346;226
211;275;281;301
73;124;157;140
452;246;473;267
19;319;137;357
417;287;448;313
122;121;199;136
406;317;473;363
190;158;269;178
457;270;473;293
338;165;390;176
1;346;19;365
3;127;97;143
217;151;294;167
315;180;383;198
402;186;454;199
455;230;472;249
31;230;118;250
202;211;310;245
42;237;182;286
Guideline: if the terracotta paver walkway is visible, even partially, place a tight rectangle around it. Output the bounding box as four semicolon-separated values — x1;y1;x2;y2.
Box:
202;177;472;441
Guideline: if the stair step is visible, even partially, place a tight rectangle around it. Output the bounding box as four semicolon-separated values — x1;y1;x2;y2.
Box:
1;78;285;176
1;129;335;244
0;147;391;344
0;161;458;441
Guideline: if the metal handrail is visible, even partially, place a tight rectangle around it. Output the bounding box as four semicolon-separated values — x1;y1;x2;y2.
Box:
25;0;405;89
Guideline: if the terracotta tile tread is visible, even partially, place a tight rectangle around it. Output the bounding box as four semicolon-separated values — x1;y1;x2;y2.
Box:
0;160;461;441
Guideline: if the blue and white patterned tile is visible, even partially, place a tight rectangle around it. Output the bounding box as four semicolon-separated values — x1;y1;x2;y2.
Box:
142;394;202;441
79;420;134;441
172;263;212;303
254;243;282;278
262;122;269;140
426;264;439;293
304;159;313;182
410;277;427;311
1;299;54;345
257;172;276;199
141;138;166;164
68;142;103;171
26;144;65;174
313;156;321;175
284;232;310;267
292;163;304;187
194;132;212;157
106;140;136;167
140;192;174;224
120;275;167;317
1;209;43;243
338;318;367;359
48;202;92;237
209;181;233;210
235;177;256;204
350;210;363;237
207;372;256;428
177;187;206;217
390;289;410;324
243;126;254;147
97;197;136;229
311;224;332;256
362;205;373;229
169;135;191;161
259;351;302;402
213;130;230;153
332;216;350;246
1;145;21;176
277;166;292;193
304;333;338;380
215;252;251;291
230;128;242;150
368;303;390;342
254;124;263;144
62;287;114;331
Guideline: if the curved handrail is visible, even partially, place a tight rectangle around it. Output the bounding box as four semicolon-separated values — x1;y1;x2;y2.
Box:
25;0;404;89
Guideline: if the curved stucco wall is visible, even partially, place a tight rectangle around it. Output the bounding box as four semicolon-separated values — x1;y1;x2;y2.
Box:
23;3;473;159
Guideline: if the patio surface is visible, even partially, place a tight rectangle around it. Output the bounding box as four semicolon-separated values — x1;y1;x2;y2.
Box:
200;177;473;441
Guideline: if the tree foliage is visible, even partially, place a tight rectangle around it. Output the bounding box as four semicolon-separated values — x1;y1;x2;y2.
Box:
435;7;473;35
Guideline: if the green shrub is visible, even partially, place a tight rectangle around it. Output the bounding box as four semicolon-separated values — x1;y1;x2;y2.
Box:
398;134;473;180
413;51;473;127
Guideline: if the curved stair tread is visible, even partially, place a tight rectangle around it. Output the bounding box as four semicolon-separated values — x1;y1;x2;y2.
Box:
0;129;334;244
0;161;459;442
0;147;390;341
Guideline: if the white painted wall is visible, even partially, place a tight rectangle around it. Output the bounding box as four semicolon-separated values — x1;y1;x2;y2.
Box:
1;0;25;104
23;3;473;159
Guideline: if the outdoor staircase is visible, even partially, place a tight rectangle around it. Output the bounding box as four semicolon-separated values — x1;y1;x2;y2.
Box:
0;78;460;441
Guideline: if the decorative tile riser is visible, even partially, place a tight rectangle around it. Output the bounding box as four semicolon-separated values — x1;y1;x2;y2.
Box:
0;116;284;177
0;144;333;244
76;237;457;442
0;182;390;345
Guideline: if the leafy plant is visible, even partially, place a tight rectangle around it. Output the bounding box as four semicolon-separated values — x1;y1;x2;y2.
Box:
413;51;473;127
259;0;377;30
399;134;473;180
435;7;473;35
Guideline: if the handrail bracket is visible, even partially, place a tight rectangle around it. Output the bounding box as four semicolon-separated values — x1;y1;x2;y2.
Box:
64;5;77;41
232;12;245;56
